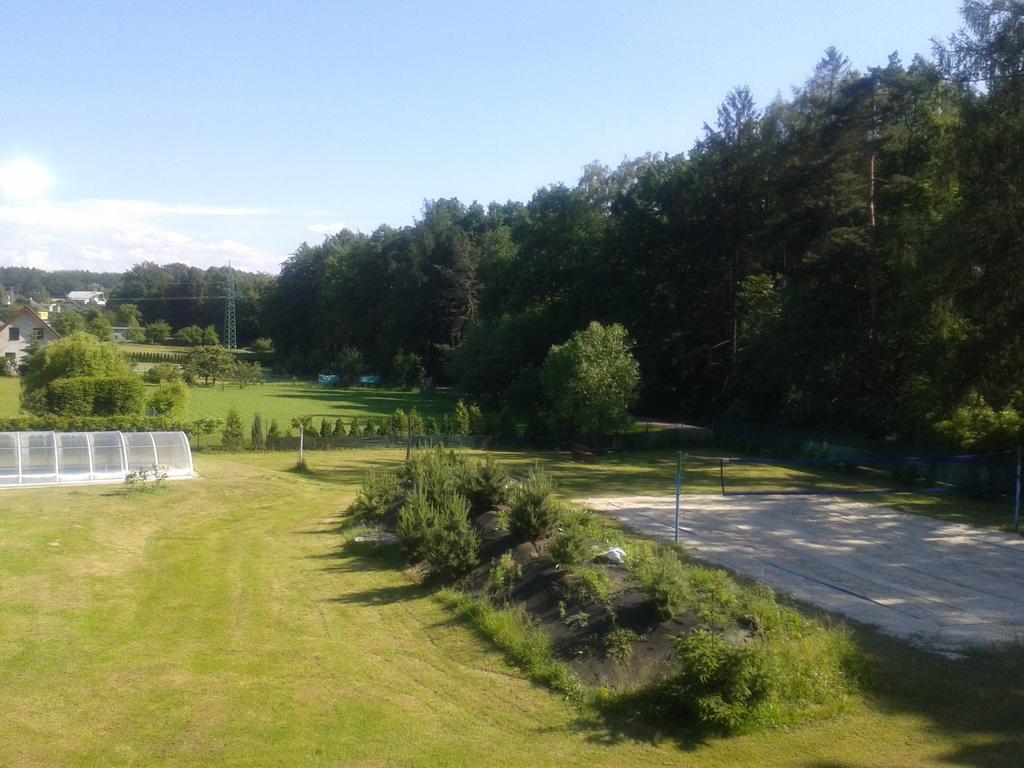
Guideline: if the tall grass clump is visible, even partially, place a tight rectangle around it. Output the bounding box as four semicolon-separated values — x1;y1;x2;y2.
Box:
439;589;583;700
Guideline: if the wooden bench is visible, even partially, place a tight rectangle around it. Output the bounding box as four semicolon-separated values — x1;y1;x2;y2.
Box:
570;444;596;463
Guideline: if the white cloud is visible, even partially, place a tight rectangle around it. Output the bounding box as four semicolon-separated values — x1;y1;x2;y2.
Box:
306;221;349;237
0;197;282;274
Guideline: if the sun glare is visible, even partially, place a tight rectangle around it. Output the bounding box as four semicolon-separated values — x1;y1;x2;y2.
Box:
0;158;54;201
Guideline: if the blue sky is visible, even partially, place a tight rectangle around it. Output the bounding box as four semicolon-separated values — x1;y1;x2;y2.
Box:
0;0;965;275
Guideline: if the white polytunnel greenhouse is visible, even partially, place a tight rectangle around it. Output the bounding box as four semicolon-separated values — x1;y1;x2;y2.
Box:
0;431;194;488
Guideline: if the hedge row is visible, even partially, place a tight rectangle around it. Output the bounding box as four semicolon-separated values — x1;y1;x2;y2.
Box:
123;350;188;364
0;415;195;433
46;376;146;417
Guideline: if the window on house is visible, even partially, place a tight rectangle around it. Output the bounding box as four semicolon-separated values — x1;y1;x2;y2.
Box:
4;353;14;362
8;327;19;341
32;328;44;341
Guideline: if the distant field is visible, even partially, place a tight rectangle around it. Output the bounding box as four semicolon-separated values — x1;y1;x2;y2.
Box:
0;377;460;430
182;381;459;428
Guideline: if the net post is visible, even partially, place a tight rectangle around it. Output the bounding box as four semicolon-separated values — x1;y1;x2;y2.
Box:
674;451;681;544
299;426;304;464
1014;446;1021;532
720;458;726;495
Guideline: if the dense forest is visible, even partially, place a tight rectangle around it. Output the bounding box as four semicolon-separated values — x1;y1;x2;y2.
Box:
265;3;1024;445
9;3;1024;447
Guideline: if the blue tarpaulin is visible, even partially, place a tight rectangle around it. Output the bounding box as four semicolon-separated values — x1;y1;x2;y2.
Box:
358;374;382;386
318;374;340;385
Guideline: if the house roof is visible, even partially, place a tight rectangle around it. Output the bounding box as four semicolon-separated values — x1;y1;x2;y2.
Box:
0;306;62;340
67;291;105;302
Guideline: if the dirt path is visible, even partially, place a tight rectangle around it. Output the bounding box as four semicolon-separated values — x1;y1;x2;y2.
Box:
580;494;1024;653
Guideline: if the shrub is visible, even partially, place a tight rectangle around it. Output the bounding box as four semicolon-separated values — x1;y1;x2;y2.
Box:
468;403;484;435
251;337;275;353
391;350;425;389
548;520;590;566
604;627;642;663
565;566;616;608
320;417;331;438
147;380;188;420
332;417;344;437
251;413;264;449
392;408;408;435
396;488;434;562
46;375;146;417
222;407;245;450
396;488;480;579
490;550;523;596
404;448;474;505
467;455;510;515
421;491;480;579
348;470;403;523
509;466;562;541
266;418;281;441
408;408;424;436
142;362;182;384
666;626;853;732
454;400;471;435
632;548;691;619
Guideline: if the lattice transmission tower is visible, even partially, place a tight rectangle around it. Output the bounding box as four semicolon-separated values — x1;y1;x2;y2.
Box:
224;262;237;349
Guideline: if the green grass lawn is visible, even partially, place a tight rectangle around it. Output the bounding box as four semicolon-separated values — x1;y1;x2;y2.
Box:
0;376;21;417
183;381;459;427
2;448;1021;766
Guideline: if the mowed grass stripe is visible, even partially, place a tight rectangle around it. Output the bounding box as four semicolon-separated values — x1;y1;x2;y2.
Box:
0;452;686;766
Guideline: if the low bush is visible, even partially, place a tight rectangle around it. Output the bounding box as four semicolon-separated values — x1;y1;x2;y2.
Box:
666;626;853;732
685;566;743;627
547;509;602;566
632;548;691;619
421;491;480;579
396;488;480;579
142;362;182;384
404;447;474;504
467;454;510;515
147;380;188;420
509;466;562;541
489;550;523;596
348;470;404;523
45;375;146;416
604;627;642;663
565;565;616;609
396;488;433;562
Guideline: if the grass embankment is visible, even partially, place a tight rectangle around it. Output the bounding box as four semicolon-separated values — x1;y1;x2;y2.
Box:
3;448;1017;765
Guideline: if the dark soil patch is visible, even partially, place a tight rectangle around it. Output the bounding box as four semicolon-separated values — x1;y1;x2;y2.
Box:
467;510;699;690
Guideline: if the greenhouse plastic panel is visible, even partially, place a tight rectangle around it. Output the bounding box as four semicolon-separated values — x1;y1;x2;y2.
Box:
0;431;194;488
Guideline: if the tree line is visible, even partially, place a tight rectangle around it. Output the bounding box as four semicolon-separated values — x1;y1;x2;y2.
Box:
263;4;1024;448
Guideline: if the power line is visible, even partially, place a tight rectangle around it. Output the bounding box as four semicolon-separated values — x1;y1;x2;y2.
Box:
104;296;229;302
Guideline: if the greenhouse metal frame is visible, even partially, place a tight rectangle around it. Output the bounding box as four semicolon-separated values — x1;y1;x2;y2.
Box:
0;431;194;488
